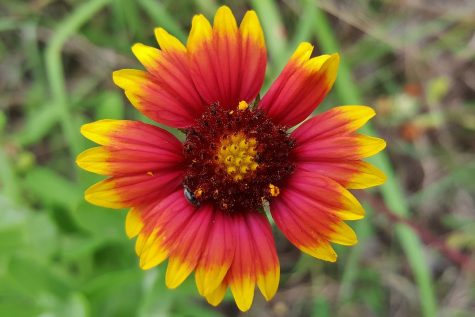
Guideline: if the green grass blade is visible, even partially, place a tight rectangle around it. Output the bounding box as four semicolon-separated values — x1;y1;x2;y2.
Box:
138;0;187;42
45;0;112;160
251;0;288;67
289;0;317;49
193;0;219;17
0;147;20;204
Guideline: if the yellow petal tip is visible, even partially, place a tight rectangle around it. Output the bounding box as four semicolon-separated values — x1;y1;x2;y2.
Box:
187;14;213;51
329;222;358;246
125;208;143;239
213;5;238;35
165;258;192;289
154;27;186;53
112;69;147;93
240;10;265;47
84;180;123;209
291;42;314;64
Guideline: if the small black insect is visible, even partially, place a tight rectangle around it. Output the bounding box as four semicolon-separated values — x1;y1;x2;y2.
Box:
184;186;200;207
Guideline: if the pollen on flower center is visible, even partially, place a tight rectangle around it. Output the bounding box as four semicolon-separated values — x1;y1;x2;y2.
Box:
217;133;259;181
183;102;296;212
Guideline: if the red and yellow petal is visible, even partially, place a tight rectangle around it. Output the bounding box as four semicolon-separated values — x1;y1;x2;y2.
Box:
260;42;339;127
126;193;232;303
154;27;187;53
292;105;377;142
238;10;266;104
297;160;386;189
165;205;214;289
227;215;256;312
77;145;182;176
132;28;204;119
125;207;143;238
246;213;279;301
137;228;169;270
292;106;387;189
187;6;266;109
195;211;235;297
79;120;183;172
128;191;215;290
187;14;212;51
77;120;183;176
294;134;386;161
113;26;205;128
77;120;184;208
84;171;182;209
134;193;191;270
132;191;193;270
271;171;363;262
226;213;279;312
205;280;228;307
135;203;280;312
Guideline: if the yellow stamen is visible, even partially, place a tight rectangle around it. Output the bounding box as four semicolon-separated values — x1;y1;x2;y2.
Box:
269;184;280;197
194;188;203;198
238;100;249;111
216;132;258;181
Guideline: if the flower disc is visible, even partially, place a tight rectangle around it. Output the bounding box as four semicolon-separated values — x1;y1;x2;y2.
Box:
183;103;296;212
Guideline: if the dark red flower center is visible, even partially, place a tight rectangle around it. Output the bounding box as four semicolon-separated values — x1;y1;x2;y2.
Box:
183;102;296;212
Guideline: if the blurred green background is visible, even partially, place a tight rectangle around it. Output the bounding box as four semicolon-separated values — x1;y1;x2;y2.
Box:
1;0;475;316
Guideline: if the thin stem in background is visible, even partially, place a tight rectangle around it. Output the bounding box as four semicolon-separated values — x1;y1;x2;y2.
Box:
45;0;112;161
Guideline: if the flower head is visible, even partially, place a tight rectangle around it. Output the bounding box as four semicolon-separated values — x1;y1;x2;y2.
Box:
77;6;386;312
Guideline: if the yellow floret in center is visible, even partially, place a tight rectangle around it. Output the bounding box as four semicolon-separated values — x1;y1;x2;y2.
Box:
217;132;259;181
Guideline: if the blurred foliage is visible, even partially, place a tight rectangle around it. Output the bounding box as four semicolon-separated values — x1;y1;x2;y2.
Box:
1;0;475;316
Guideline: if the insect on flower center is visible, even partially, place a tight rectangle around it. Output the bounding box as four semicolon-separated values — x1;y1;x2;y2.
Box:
217;133;258;181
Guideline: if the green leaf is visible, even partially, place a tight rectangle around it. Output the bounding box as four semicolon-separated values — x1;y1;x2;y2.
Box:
71;200;125;237
94;91;125;120
22;167;81;211
8;255;72;298
25;212;59;259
